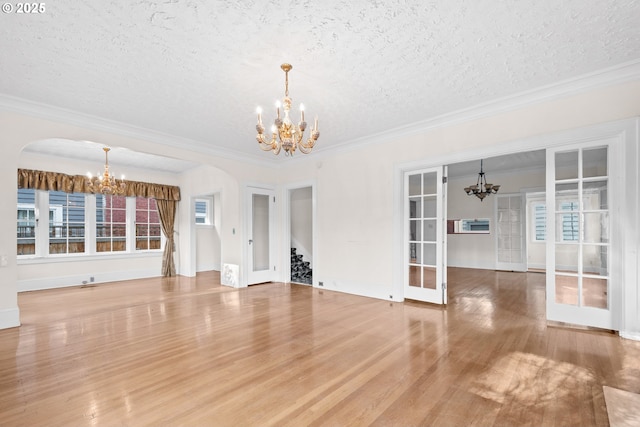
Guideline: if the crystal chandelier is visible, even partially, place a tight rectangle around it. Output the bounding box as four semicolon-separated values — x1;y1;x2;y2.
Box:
256;63;319;156
464;159;500;201
86;147;126;196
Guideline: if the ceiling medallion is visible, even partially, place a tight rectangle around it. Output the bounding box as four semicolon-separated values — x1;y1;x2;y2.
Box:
86;147;126;196
255;63;319;156
464;159;500;201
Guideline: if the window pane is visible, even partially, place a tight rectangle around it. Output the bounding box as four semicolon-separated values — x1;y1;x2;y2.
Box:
96;195;126;253
409;219;421;242
423;243;436;265
408;174;421;196
422;172;437;195
583;277;608;309
583;212;609;244
583;180;607;210
556;150;579;180
583;245;608;277
556;244;578;274
423;196;436;218
17;189;36;255
423;220;436;242
135;197;161;251
555;274;578;306
49;191;85;255
583;147;607;178
409;198;421;218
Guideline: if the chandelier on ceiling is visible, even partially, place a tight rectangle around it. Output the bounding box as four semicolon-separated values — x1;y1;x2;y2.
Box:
464;159;500;201
255;63;319;156
86;147;126;196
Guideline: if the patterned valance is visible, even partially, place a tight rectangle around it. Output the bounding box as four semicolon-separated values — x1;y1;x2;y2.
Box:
17;168;181;201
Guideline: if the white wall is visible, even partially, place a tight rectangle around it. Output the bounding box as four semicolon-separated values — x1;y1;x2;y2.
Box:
195;193;222;272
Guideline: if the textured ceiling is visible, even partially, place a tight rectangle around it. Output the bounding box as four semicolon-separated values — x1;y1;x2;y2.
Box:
1;0;640;165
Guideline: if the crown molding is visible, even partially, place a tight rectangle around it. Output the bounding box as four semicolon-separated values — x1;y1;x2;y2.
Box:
1;59;639;169
308;58;640;159
0;94;279;169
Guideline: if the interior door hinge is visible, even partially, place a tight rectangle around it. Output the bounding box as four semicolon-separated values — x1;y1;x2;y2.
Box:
273;196;276;203
273;265;276;271
443;176;448;184
443;282;447;290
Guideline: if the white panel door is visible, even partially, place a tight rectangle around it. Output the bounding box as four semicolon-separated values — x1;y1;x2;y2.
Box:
247;187;276;285
404;166;447;304
546;141;619;330
495;194;527;272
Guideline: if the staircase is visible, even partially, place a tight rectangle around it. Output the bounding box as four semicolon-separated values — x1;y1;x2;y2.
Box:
290;247;312;285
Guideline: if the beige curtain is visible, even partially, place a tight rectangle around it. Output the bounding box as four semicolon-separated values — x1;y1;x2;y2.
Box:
18;169;181;201
156;199;177;277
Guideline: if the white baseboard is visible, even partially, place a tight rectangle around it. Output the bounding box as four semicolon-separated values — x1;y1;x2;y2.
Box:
620;331;640;341
18;268;160;292
0;307;20;329
196;263;220;273
316;279;399;302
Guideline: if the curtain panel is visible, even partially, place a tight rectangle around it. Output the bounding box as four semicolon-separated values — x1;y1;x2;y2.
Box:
17;168;181;201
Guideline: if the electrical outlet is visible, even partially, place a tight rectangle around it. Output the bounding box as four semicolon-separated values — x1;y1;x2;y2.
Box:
90;276;95;282
319;281;324;287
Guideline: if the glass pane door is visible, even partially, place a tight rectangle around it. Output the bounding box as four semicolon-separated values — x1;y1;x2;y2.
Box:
496;194;526;272
247;187;275;285
405;167;446;304
546;143;617;329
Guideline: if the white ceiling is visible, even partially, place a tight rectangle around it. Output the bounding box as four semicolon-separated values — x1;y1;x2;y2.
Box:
2;0;640;169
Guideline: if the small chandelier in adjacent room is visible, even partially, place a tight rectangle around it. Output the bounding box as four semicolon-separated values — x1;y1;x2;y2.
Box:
255;63;319;156
464;159;500;201
86;147;126;196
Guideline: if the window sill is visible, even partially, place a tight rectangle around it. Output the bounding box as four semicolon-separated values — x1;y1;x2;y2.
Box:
17;251;162;265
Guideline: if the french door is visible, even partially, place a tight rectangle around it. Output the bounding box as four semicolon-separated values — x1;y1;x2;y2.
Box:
495;194;526;272
404;166;447;304
546;140;619;329
247;187;276;285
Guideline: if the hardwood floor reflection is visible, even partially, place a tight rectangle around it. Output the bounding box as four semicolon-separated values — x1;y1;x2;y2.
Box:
1;268;639;426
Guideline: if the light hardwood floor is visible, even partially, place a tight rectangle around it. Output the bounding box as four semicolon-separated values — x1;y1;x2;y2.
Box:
1;268;639;426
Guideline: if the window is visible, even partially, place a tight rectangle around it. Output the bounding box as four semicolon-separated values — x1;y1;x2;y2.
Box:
136;197;162;250
533;203;546;241
194;197;213;226
96;195;127;252
531;201;579;242
49;191;86;254
560;201;579;242
17;189;36;255
17;189;162;257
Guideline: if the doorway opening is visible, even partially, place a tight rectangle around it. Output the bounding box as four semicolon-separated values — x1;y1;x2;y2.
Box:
288;186;313;285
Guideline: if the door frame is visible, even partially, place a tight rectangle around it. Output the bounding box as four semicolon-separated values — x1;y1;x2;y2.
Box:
393;118;636;327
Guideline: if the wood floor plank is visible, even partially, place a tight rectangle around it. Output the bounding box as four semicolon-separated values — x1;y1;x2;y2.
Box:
1;268;640;426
